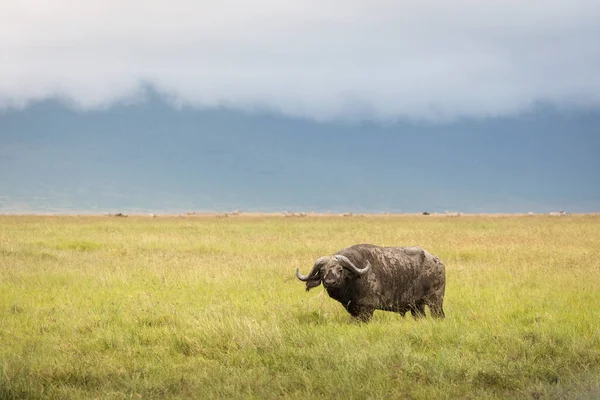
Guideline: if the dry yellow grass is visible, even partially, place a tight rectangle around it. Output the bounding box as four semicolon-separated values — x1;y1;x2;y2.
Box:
1;215;599;399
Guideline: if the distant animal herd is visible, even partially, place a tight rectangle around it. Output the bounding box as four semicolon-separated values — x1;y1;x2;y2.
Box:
103;210;572;218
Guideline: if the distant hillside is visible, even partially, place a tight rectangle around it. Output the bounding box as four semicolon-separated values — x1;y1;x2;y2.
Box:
1;91;599;213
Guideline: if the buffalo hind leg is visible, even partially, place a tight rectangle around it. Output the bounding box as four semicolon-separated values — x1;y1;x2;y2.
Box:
396;306;410;318
426;293;445;319
348;305;375;323
410;301;426;319
428;302;445;319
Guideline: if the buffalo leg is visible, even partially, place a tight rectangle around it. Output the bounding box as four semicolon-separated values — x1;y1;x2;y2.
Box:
428;301;445;319
426;293;445;319
410;301;426;319
396;306;410;318
348;305;374;322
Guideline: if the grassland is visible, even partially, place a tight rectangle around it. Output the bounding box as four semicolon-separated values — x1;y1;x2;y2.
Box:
0;214;599;399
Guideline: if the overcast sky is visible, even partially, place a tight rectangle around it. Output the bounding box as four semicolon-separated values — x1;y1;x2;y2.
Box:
2;1;600;121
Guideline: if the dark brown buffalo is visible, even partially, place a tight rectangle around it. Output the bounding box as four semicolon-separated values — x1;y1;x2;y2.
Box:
296;244;446;322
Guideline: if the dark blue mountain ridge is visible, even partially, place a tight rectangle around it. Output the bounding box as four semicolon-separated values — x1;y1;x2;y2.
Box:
1;87;599;213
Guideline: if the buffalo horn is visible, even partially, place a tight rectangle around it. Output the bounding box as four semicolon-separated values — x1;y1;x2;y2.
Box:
335;255;371;275
295;256;330;281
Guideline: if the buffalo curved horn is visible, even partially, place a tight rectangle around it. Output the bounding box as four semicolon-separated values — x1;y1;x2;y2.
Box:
335;255;371;276
296;256;330;281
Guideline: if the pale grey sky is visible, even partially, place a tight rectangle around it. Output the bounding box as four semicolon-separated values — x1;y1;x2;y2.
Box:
2;1;600;120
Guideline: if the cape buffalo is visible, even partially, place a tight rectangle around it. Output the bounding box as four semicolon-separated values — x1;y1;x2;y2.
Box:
295;244;445;322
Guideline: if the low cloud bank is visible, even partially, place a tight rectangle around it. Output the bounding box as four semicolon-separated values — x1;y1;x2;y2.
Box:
2;1;600;121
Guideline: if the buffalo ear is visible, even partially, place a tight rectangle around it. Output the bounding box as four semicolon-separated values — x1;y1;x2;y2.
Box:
305;277;322;291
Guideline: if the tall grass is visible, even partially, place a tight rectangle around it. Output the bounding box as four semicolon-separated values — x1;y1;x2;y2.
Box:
1;215;599;399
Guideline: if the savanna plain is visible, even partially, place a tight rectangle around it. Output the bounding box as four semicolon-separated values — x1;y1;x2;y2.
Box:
1;214;599;399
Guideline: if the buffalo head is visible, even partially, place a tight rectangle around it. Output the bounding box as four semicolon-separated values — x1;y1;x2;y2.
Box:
295;255;371;291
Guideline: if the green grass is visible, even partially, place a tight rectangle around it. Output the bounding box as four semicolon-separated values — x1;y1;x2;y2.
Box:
1;215;599;399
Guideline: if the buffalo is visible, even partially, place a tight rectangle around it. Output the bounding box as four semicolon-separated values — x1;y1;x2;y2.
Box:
296;244;445;322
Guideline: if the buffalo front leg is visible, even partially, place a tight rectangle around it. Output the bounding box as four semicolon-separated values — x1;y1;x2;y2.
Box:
347;304;375;322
